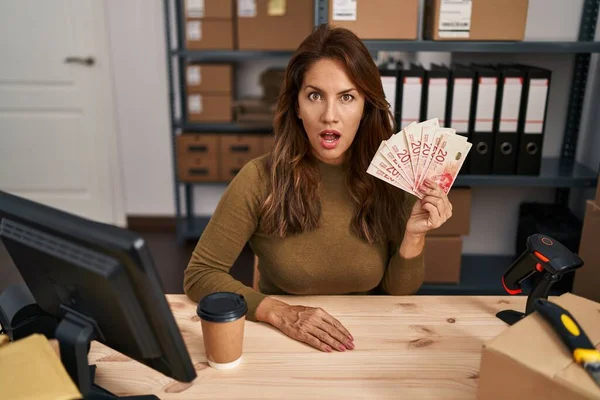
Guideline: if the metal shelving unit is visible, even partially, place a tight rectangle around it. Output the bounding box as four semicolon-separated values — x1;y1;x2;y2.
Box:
454;158;598;188
173;41;600;58
164;0;600;295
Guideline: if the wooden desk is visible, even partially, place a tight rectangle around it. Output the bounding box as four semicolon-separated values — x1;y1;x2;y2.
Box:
90;294;526;399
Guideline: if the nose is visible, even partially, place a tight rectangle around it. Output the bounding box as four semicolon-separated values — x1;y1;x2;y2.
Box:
320;99;340;125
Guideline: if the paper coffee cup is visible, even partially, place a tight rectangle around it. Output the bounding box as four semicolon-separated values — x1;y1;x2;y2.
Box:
197;292;248;370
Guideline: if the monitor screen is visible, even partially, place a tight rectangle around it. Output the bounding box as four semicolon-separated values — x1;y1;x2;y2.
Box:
0;190;196;395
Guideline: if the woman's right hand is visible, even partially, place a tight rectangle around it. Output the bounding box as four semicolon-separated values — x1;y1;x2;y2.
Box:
255;297;354;352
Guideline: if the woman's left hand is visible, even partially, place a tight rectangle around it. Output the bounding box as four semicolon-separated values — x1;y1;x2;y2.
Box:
405;179;453;237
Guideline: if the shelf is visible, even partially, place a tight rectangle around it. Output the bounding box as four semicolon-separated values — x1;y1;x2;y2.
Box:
172;42;600;61
172;50;294;62
363;40;600;53
455;158;598;188
175;157;597;188
175;122;273;133
417;254;569;296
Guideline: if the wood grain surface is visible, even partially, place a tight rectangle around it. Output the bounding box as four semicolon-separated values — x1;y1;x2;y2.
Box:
89;294;528;399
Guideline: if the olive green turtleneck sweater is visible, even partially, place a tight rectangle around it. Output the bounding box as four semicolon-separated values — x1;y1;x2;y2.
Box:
183;154;425;321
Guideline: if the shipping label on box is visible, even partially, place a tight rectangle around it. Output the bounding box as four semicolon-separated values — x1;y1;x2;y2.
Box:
238;0;257;17
332;0;357;21
438;0;472;38
187;20;202;41
267;0;286;16
186;0;205;18
188;94;203;114
187;66;201;86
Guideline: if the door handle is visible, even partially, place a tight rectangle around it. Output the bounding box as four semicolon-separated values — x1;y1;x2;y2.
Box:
64;56;95;66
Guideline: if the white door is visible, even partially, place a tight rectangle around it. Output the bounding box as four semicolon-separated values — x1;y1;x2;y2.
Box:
0;0;125;226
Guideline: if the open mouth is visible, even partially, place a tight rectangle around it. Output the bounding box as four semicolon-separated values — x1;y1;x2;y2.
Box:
319;130;341;150
321;132;341;143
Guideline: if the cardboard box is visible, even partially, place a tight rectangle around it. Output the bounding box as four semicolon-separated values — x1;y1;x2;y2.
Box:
424;236;462;283
219;135;265;181
185;19;234;50
184;0;233;19
429;188;471;236
234;98;276;125
573;200;600;303
187;93;232;122
477;293;600;400
176;134;220;182
424;0;528;41
328;0;418;40
186;64;233;94
237;0;314;50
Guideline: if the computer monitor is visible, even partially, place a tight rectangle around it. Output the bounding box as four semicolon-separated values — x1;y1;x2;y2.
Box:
0;190;196;399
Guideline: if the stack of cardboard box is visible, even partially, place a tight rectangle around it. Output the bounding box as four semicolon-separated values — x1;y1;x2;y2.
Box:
184;0;234;50
185;63;233;123
176;134;274;183
423;188;472;284
573;176;600;302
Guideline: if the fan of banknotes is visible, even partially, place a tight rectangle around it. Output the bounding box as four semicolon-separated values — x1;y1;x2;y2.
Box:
367;118;472;199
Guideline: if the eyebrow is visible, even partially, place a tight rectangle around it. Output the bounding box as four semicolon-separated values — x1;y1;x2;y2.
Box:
304;85;357;95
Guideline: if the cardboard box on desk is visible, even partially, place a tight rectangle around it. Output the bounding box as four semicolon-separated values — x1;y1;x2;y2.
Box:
573;200;600;303
477;293;600;400
424;0;528;41
424;236;462;283
429;188;471;236
237;0;313;50
328;0;419;40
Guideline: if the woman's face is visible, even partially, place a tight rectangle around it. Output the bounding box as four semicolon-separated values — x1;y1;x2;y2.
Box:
297;58;365;165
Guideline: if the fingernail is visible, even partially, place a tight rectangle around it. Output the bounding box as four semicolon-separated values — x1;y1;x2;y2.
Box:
348;334;354;341
347;342;354;350
339;345;346;351
325;346;332;352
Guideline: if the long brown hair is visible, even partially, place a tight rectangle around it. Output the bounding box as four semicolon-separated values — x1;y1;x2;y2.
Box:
261;24;413;244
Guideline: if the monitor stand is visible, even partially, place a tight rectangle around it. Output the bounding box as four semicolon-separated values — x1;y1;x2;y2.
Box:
55;309;158;400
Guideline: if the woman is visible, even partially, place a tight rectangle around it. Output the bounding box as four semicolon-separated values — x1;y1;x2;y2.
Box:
184;25;452;353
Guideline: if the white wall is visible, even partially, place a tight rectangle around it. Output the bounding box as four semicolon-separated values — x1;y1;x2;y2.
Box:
106;0;600;255
106;0;176;215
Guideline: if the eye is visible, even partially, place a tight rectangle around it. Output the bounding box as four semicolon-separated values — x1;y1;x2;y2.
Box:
341;93;354;102
308;92;322;101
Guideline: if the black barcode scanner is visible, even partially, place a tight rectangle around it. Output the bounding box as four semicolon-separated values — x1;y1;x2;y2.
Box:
497;234;584;325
